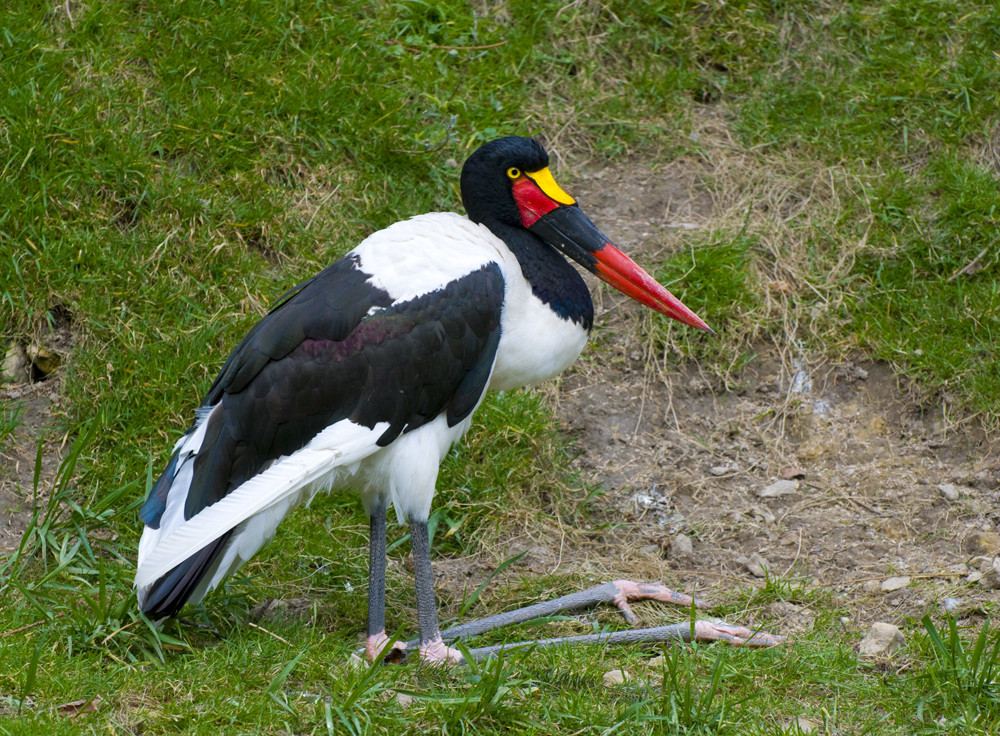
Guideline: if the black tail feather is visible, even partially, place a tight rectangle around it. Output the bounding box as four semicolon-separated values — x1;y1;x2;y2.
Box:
139;532;231;619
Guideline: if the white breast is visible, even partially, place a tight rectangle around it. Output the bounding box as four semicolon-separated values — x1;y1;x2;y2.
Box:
489;253;590;391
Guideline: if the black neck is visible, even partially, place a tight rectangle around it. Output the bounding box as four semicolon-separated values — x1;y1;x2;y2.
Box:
489;223;594;331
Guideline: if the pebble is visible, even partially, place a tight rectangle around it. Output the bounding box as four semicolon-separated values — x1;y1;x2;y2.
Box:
749;504;776;524
785;716;820;734
2;343;28;383
861;580;882;595
979;559;1000;590
738;552;770;578
880;576;910;592
963;531;1000;556
759;479;799;498
858;622;905;658
30;346;61;377
671;533;694;557
393;691;415;708
603;669;630;686
937;483;960;501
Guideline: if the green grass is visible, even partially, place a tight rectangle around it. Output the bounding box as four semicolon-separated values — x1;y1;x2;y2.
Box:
2;0;999;733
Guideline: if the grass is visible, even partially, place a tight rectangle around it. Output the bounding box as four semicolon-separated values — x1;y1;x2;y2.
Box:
1;0;999;733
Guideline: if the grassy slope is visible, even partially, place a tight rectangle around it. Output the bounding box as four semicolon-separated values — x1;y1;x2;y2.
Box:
1;0;999;733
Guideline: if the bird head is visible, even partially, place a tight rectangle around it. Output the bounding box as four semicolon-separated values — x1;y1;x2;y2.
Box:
461;136;713;333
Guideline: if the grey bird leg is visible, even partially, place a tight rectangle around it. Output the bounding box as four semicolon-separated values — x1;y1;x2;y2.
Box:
409;518;463;664
364;502;405;662
440;581;708;639
404;579;783;662
458;620;783;662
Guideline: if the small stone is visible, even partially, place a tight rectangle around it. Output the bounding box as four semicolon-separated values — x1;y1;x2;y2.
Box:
944;563;969;576
937;483;960;501
967;571;984;583
648;655;666;668
709;465;731;476
941;598;962;612
880;576;910;592
963;531;1000;556
29;345;61;378
2;343;28;383
347;653;366;670
859;622;905;658
785;716;820;734
671;533;693;557
739;552;769;578
749;505;776;524
603;669;629;686
861;580;882;595
759;479;799;498
780;467;807;480
842;364;869;381
393;692;415;708
979;559;1000;590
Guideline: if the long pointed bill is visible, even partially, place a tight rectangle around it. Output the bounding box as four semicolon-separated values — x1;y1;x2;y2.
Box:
522;188;713;333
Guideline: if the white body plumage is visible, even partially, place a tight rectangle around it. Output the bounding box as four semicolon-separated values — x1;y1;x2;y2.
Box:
135;213;589;606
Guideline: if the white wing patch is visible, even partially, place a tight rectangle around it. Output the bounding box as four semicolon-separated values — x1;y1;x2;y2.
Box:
353;213;506;304
135;420;389;592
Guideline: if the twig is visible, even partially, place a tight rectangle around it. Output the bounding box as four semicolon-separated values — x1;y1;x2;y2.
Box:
1;613;65;638
947;247;988;282
247;620;292;646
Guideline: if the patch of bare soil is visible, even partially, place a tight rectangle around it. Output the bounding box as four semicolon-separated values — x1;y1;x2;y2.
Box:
0;328;75;553
538;158;1000;629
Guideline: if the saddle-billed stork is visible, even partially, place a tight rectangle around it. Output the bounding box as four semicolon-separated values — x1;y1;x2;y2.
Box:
135;136;780;663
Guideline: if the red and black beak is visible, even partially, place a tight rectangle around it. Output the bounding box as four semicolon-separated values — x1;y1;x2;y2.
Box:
513;168;713;333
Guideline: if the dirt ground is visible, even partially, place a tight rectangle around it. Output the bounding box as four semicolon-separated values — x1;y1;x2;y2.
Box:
2;155;998;640
539;162;1000;632
0;344;72;554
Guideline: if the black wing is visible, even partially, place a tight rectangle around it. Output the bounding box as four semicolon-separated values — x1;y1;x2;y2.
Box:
142;256;505;527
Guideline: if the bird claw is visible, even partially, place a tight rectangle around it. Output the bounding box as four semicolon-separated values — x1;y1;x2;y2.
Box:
417;636;464;665
694;619;785;648
365;631;408;663
610;580;712;620
608;582;782;648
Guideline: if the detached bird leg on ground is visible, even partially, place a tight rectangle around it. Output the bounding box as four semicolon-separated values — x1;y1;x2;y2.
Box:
136;136;781;666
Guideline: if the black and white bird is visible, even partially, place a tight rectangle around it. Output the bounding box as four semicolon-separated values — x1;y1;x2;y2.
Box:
136;136;779;663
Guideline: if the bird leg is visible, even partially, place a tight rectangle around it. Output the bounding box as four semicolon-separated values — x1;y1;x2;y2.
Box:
409;518;464;664
403;579;782;663
455;619;783;662
364;503;406;662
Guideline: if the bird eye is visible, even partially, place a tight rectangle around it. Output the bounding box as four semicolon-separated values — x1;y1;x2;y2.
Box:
506;167;521;179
